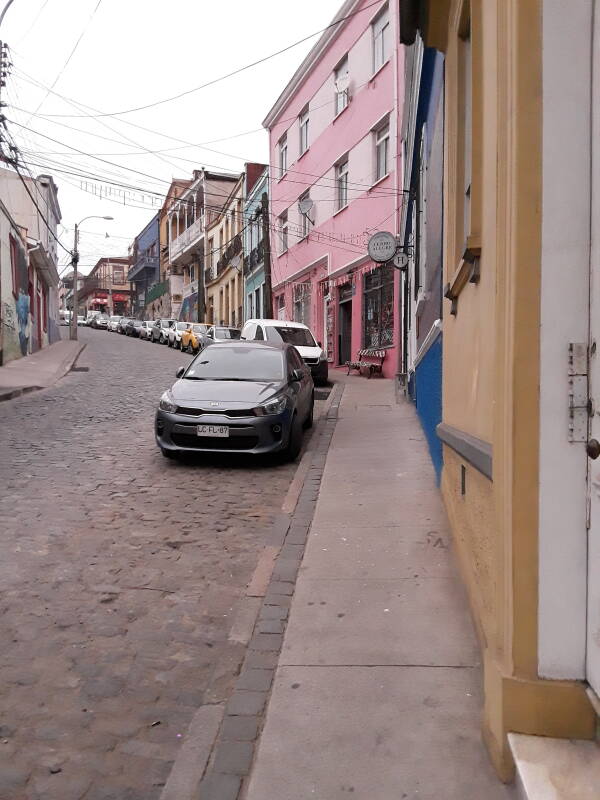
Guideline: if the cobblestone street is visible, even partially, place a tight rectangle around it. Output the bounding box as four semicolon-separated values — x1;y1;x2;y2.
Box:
0;328;311;800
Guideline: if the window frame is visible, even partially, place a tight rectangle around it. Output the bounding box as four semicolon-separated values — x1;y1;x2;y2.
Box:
363;264;395;349
334;54;349;116
279;134;288;178
279;210;289;253
372;5;390;74
336;158;349;212
299;107;310;156
374;120;390;182
10;234;19;299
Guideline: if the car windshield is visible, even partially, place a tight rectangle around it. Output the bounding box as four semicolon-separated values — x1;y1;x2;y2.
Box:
162;320;174;327
214;328;241;339
184;346;284;382
193;325;208;333
110;316;120;321
133;320;143;326
176;322;189;330
265;326;316;347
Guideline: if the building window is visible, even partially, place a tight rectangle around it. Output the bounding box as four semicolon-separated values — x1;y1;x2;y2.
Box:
372;6;390;73
279;134;288;177
299;107;309;155
363;264;394;348
334;55;349;115
255;286;261;318
113;269;124;284
277;293;286;320
279;210;288;253
293;282;311;326
42;285;48;331
375;121;390;182
460;20;472;247
190;264;195;283
336;159;349;211
10;234;19;298
299;192;313;238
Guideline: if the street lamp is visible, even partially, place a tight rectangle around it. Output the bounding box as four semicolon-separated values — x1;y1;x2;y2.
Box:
0;0;16;29
70;215;114;341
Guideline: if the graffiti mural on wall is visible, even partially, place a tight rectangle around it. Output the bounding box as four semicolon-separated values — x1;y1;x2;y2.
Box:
12;235;30;355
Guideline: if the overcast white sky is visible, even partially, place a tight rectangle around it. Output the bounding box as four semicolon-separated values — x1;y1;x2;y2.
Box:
2;0;343;274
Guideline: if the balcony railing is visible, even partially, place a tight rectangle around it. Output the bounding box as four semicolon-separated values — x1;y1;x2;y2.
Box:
244;239;264;275
170;216;204;263
128;255;159;282
216;234;242;276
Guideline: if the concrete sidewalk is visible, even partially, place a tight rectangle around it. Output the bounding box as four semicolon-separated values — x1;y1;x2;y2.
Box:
245;375;513;799
0;337;85;401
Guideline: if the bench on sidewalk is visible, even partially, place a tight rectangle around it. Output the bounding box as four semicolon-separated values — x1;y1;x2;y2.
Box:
345;348;386;378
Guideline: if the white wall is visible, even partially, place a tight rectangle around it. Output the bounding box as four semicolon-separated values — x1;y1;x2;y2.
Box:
538;0;592;678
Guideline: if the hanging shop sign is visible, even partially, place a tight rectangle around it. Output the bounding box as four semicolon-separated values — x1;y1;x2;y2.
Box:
367;231;397;263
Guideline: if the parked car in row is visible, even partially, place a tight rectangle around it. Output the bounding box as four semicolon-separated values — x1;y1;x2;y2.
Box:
77;315;85;326
124;319;144;337
151;318;176;344
156;341;314;461
241;319;328;385
93;313;109;329
180;323;210;354
107;315;121;332
138;321;154;340
85;311;101;327
207;326;241;342
168;321;192;348
117;317;131;334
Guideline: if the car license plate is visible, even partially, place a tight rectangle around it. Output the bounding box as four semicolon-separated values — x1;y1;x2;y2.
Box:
197;424;229;438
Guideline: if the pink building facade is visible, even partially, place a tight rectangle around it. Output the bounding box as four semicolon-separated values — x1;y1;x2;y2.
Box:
263;0;404;377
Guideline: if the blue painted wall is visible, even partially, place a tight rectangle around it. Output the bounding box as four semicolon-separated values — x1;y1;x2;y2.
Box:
414;333;443;482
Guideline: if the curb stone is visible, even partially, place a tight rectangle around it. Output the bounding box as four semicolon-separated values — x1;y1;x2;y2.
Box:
197;381;344;800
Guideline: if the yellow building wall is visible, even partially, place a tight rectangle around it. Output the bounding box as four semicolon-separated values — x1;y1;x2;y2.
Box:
427;0;596;780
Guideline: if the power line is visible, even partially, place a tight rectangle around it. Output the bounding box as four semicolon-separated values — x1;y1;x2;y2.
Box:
5;155;71;254
9;66;401;199
24;0;104;122
36;0;384;118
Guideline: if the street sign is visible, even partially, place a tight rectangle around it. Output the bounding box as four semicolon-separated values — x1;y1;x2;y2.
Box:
393;252;409;270
367;231;397;263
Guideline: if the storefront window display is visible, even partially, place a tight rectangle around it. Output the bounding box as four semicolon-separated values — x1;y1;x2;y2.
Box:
363;265;394;348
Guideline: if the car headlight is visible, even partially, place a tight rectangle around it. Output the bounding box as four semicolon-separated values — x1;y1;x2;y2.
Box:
318;352;327;362
254;394;287;416
159;390;177;412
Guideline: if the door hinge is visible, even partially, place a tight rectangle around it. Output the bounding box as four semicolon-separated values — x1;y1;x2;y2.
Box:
568;343;589;443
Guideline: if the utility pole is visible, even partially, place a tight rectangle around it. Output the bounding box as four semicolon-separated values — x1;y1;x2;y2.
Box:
197;241;205;322
261;192;273;318
69;223;80;341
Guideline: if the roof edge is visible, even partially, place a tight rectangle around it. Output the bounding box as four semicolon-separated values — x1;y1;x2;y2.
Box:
262;0;364;130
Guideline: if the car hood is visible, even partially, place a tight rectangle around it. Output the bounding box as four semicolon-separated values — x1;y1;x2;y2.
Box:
170;378;284;406
294;345;322;359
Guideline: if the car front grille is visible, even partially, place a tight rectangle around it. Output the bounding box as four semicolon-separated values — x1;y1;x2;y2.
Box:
175;406;255;418
172;433;259;450
303;358;319;366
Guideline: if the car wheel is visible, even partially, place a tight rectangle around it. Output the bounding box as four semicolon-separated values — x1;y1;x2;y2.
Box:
187;343;194;355
160;447;177;460
303;394;314;429
284;412;303;462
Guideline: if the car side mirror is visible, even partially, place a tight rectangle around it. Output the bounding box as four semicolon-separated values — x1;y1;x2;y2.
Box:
175;367;185;379
291;368;303;383
318;341;322;347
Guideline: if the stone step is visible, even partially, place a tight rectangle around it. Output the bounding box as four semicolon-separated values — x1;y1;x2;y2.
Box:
508;732;600;800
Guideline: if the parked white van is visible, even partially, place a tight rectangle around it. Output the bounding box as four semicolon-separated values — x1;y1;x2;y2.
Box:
241;319;328;385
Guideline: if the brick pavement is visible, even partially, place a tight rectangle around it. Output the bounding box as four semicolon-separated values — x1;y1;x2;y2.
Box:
0;328;317;800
